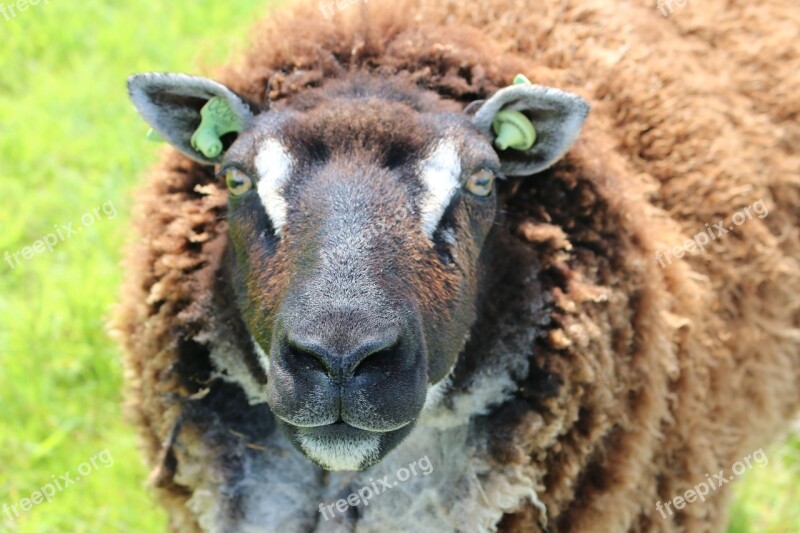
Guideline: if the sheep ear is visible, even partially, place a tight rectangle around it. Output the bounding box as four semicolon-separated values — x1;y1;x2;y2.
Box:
127;73;257;165
471;80;589;177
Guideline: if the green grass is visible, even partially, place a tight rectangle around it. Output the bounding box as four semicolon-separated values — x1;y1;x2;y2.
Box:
0;1;796;531
729;435;800;532
0;1;272;530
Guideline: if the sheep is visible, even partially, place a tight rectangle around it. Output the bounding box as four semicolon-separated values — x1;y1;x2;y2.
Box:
112;0;800;531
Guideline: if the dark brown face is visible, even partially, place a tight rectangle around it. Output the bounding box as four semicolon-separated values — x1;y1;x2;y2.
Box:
221;90;499;469
128;70;589;471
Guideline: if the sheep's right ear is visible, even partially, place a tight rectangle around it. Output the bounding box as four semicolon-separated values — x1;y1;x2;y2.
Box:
127;73;257;165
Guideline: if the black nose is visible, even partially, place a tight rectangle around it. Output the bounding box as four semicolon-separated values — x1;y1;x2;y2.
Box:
281;331;400;383
267;308;427;433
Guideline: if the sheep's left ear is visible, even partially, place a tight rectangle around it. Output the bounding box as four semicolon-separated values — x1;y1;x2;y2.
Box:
470;79;590;177
128;73;257;165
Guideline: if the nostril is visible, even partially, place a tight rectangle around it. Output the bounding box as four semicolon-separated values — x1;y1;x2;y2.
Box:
282;331;401;381
285;341;331;375
351;339;400;377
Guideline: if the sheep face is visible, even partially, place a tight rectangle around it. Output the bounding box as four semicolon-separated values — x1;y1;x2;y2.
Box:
225;99;499;470
128;73;589;470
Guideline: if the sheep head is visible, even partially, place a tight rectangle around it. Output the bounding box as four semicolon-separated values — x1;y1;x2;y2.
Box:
127;72;589;471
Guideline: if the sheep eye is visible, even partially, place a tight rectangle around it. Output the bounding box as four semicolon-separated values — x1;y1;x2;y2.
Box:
225;168;253;197
465;170;495;197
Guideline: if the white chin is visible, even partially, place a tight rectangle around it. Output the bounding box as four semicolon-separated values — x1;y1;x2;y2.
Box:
297;432;381;471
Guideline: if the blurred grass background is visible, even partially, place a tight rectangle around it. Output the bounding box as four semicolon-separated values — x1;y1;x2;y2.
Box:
0;1;796;531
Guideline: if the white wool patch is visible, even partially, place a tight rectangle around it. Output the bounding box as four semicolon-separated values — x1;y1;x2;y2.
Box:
177;421;322;532
255;139;294;237
441;227;457;246
419;371;519;430
422;371;453;412
251;336;270;374
419;140;461;238
297;432;381;471
197;330;267;405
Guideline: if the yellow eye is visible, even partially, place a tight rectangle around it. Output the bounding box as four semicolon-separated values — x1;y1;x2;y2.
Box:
465;170;495;197
225;168;253;197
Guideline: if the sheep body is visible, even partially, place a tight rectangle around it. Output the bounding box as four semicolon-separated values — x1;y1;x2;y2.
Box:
113;0;800;530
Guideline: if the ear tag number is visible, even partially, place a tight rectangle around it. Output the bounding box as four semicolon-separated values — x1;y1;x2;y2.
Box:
190;97;246;159
492;74;538;151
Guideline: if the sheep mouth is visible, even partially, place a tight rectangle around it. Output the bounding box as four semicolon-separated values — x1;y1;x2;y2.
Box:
298;420;375;439
286;418;412;433
294;422;382;471
276;419;417;471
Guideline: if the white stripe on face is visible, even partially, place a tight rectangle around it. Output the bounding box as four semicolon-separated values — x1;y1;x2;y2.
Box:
255;139;294;237
418;140;462;238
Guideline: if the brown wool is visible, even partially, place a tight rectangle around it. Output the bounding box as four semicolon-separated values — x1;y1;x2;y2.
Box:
111;1;800;531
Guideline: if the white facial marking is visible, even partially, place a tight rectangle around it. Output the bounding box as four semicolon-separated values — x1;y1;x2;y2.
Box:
419;140;461;238
255;139;294;237
251;335;270;374
297;432;381;471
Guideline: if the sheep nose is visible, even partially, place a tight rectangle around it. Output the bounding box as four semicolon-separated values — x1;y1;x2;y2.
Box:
280;330;401;384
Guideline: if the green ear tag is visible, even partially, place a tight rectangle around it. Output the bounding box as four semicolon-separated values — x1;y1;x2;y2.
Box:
492;74;537;151
190;97;245;159
513;74;532;86
493;110;537;151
